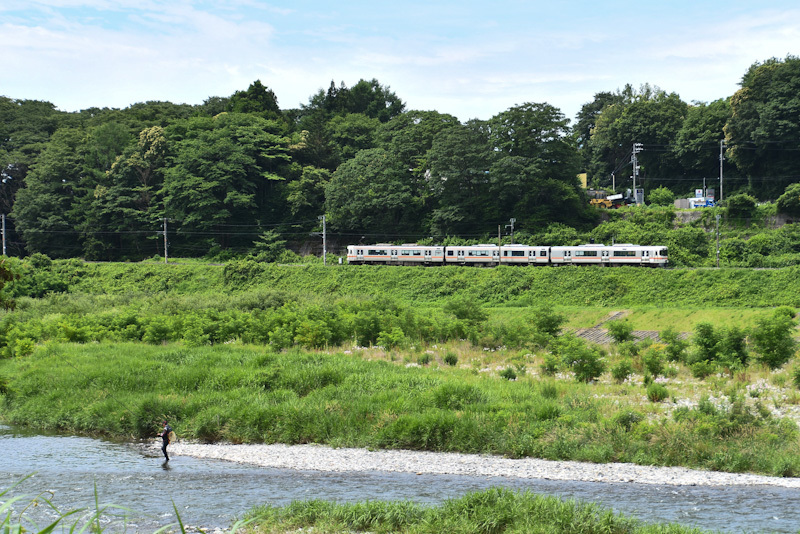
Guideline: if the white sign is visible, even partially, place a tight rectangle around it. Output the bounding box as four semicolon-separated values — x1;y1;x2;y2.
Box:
695;189;703;198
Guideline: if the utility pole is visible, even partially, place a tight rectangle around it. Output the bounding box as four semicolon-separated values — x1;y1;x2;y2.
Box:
1;214;5;256
318;215;327;266
632;143;643;204
163;218;168;264
719;139;725;202
716;213;720;268
611;172;615;192
505;218;516;244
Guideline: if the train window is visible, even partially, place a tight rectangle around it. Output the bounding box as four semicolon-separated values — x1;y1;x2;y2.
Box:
503;251;508;256
447;250;454;256
401;250;410;255
368;249;388;256
412;251;421;256
511;250;524;257
613;251;637;257
660;248;668;256
540;250;546;257
575;250;597;257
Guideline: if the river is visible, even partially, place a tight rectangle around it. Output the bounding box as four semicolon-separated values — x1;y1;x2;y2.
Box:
3;425;799;533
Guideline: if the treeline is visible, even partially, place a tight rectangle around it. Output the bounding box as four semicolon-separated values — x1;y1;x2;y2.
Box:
2;57;800;260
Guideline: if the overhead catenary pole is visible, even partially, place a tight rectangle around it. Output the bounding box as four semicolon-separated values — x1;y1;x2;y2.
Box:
719;139;725;202
1;214;5;256
632;143;643;204
163;218;168;264
322;215;327;266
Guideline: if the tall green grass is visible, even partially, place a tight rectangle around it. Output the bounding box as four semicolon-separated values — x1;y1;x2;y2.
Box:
245;487;709;534
9;257;800;308
2;342;799;477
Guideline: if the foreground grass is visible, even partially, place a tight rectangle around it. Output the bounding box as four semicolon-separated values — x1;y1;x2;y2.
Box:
244;487;709;534
2;341;799;477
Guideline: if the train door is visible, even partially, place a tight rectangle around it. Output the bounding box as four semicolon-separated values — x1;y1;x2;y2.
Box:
492;249;499;264
564;250;572;263
457;250;465;262
424;249;432;262
391;249;398;261
642;249;650;264
602;250;610;264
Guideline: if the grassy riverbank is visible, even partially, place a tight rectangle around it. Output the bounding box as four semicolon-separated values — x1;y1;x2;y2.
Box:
243;487;709;533
2;341;800;477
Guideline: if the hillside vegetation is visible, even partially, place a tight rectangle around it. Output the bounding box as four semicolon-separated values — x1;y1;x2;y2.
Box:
1;258;800;480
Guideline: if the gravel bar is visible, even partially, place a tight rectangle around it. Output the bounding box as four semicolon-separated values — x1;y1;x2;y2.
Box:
162;442;800;488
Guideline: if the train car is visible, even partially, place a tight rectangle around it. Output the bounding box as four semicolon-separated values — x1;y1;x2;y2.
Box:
346;244;445;265
444;244;499;266
607;244;668;267
499;245;550;265
549;244;668;267
348;243;668;267
550;244;607;265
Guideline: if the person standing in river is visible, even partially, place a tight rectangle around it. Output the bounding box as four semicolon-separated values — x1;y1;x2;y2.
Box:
159;420;172;461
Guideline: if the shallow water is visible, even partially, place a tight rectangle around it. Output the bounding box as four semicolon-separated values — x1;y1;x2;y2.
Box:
3;425;800;532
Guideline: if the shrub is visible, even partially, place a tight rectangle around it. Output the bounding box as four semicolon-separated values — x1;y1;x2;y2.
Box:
606;319;634;344
614;410;643;431
499;367;517;380
751;311;797;369
641;344;665;377
692;322;720;362
660;327;688;362
646;383;669;402
540;353;560;376
417;353;432;366
376;327;406;349
793;367;800;390
691;359;716;379
648;186;675;206
776;182;800;217
611;360;633;383
531;305;565;337
568;347;606;383
443;296;487;326
443;351;458;366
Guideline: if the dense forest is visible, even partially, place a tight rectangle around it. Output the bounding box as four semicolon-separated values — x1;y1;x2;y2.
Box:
2;56;800;261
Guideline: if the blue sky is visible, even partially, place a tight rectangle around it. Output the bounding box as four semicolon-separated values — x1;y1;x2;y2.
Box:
2;1;799;122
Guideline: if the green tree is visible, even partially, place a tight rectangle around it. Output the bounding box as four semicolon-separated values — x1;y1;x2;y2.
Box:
12;128;84;257
725;56;800;198
673;99;732;178
750;311;797;369
427;121;492;236
487;103;591;229
162;114;291;254
325;148;419;235
588;84;688;191
326;113;380;162
648;186;675;206
229;80;282;121
776;183;800;217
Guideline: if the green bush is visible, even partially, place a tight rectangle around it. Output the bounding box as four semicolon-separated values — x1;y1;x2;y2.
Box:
646;383;669;402
568;347;606;383
640;344;665;377
691;359;716;379
443;351;458;366
606;319;634;343
499;367;517;380
540;353;560;376
611;360;633;383
751;310;797;369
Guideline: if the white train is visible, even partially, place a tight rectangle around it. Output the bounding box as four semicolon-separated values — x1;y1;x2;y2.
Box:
346;243;668;267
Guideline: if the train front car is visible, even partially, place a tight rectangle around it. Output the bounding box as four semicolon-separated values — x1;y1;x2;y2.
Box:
607;244;668;266
346;244;391;265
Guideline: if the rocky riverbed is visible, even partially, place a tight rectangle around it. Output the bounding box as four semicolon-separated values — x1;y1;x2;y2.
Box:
162;441;800;488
